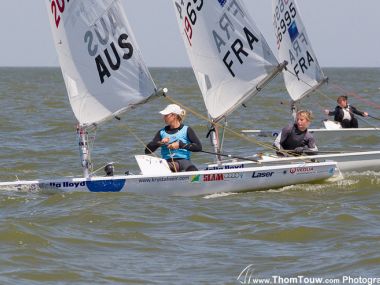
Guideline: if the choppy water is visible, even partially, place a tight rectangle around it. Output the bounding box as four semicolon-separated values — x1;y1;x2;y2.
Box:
0;67;380;284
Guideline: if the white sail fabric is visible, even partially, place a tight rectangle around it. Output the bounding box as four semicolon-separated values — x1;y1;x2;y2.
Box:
46;0;156;126
272;0;326;102
172;0;279;121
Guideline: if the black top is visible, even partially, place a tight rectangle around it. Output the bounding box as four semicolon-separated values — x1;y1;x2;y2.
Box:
328;104;366;122
274;124;318;153
145;124;202;154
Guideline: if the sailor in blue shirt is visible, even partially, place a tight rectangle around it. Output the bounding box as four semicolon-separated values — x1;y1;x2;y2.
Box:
145;104;202;172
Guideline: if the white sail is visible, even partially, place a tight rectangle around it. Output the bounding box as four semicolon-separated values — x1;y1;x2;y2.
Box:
172;0;279;121
272;0;326;102
46;0;156;127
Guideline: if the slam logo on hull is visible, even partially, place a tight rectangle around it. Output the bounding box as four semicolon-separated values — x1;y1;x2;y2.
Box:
203;174;224;182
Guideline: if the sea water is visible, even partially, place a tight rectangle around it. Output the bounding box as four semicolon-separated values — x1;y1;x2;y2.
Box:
0;67;380;284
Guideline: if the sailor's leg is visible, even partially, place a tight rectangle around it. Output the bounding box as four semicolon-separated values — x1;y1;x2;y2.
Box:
177;159;198;171
351;118;359;128
341;119;351;128
167;161;180;172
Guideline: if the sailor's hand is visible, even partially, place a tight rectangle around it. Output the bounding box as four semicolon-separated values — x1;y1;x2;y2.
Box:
324;109;329;115
161;137;170;144
294;147;304;154
168;141;179;150
364;112;369;117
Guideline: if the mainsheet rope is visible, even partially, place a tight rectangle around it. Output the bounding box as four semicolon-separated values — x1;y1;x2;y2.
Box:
123;124;177;172
162;94;305;159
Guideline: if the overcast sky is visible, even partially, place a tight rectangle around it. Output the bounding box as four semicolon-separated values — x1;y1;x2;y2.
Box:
1;0;379;67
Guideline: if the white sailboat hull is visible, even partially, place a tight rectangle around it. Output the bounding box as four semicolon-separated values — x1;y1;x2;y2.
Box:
241;128;380;137
263;152;380;173
240;129;380;172
0;162;336;196
207;151;380;174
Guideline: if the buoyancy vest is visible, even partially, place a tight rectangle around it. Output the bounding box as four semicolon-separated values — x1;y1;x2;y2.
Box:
160;125;191;160
282;125;308;150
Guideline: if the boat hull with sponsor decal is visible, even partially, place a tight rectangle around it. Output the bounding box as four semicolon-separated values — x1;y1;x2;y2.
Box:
0;161;336;196
207;151;380;174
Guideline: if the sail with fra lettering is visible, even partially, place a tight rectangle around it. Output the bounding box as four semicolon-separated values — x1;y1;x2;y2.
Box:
46;0;157;127
272;0;326;102
171;0;281;121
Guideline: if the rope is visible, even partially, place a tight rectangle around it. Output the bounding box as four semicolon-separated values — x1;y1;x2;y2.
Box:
163;94;303;159
91;161;117;176
331;84;380;109
168;149;178;173
124;124;174;172
124;124;159;158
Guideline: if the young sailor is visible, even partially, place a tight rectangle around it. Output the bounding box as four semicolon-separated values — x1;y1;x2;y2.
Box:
273;110;318;156
145;104;202;172
324;95;368;128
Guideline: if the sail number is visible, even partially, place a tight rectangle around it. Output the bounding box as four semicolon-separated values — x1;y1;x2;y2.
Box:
274;1;296;47
50;0;70;28
175;0;204;46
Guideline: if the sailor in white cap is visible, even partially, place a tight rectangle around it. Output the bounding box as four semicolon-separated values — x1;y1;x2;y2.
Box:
145;104;202;172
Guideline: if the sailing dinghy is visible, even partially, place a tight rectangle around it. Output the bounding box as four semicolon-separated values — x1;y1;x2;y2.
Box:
240;0;380;172
170;0;339;180
0;0;337;195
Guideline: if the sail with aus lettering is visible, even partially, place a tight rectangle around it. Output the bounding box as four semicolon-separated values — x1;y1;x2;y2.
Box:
272;0;327;102
46;0;157;127
171;0;284;122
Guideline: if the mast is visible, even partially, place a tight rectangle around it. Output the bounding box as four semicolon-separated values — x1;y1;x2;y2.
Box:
77;126;91;178
207;121;222;163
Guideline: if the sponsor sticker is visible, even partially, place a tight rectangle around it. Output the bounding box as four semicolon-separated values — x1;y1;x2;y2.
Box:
203;173;224;182
289;167;314;174
49;181;86;188
251;171;274;178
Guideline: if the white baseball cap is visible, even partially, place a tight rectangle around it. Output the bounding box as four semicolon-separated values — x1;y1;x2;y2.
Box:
159;104;183;115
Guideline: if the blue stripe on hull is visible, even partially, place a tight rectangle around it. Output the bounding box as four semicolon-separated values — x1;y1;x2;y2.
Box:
86;179;126;192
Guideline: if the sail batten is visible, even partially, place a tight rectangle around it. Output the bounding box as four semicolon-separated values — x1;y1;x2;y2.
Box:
272;0;326;102
172;0;279;120
46;0;156;126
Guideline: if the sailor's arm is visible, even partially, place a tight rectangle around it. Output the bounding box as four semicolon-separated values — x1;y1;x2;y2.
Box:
178;127;202;152
144;130;163;154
